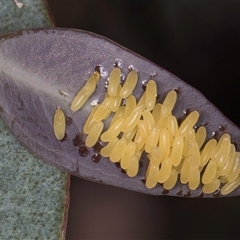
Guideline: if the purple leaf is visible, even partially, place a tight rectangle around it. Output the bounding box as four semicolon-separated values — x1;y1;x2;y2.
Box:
0;28;239;197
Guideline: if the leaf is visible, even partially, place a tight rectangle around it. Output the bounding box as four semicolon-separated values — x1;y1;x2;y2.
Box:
0;28;240;198
0;1;69;239
0;0;54;35
0;118;70;239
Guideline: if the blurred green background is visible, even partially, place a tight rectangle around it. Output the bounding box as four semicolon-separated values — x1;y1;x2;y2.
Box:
47;1;240;239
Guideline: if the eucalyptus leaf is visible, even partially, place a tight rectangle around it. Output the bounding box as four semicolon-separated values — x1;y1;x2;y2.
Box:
0;118;69;239
0;1;69;239
0;0;54;34
0;28;239;198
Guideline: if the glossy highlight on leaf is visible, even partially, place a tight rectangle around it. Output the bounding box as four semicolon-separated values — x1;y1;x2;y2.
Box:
0;28;240;198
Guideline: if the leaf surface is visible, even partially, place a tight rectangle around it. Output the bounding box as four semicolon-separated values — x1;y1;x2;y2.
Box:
0;118;70;239
0;2;69;239
0;0;54;34
0;28;240;198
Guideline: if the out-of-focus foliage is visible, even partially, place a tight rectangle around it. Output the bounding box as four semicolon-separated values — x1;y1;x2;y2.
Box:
0;1;69;239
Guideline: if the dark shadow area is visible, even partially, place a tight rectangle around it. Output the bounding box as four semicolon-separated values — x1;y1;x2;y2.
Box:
47;1;240;239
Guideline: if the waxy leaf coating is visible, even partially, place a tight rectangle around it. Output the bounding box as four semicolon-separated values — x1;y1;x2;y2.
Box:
0;28;239;197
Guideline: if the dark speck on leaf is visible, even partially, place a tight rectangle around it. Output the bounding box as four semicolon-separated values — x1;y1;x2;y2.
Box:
162;189;169;195
73;133;84;147
93;142;103;153
65;115;72;126
91;153;101;163
177;190;183;196
218;125;226;132
78;145;89;157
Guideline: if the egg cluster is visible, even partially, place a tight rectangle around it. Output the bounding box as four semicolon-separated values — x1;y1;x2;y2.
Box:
53;67;240;196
